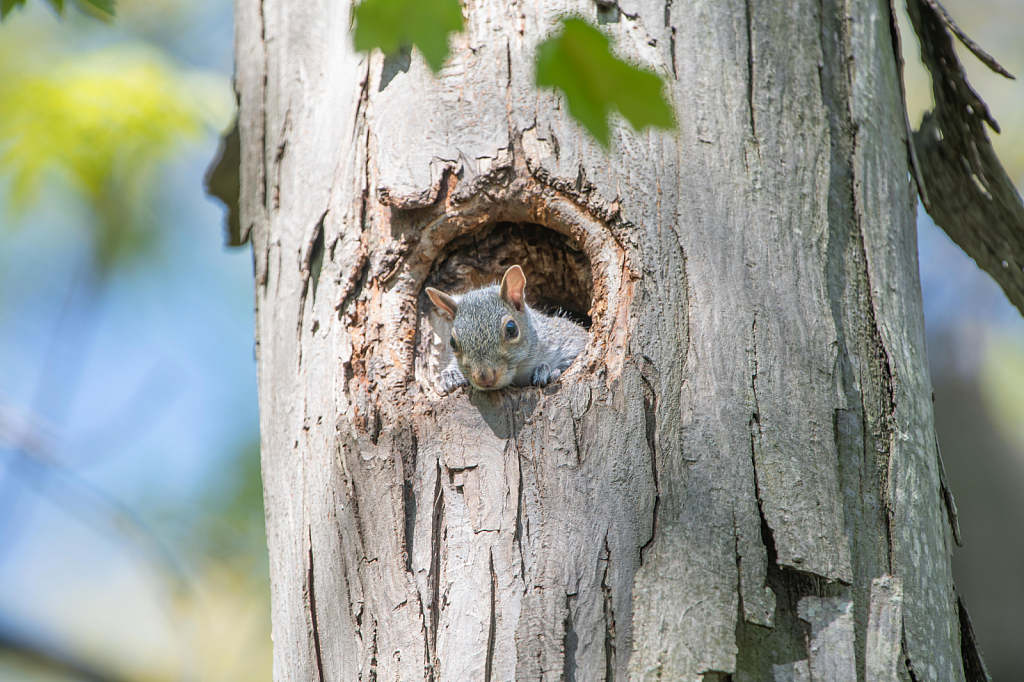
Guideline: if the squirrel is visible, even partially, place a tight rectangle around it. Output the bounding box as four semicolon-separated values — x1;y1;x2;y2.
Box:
426;265;588;393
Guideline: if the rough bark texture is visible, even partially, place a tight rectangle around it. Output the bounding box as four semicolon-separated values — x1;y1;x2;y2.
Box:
234;0;977;679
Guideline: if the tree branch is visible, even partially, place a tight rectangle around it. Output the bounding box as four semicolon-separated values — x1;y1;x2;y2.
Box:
906;0;1024;317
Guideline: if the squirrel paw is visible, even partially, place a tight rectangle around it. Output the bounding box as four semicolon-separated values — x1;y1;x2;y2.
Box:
531;364;562;388
440;368;469;394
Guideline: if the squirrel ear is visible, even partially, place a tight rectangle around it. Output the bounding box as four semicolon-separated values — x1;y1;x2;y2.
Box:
500;265;526;312
426;287;459;318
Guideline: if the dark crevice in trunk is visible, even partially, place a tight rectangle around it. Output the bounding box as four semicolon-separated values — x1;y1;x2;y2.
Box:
307;532;326;682
269;100;292;214
749;313;770;552
668;27;678;80
733;512;745;611
739;404;853;678
563;592;577;682
392;422;419;573
744;0;757;143
272;138;286;211
639;366;659;566
427;459;444;680
258;0;267;214
353;63;371;141
857;222;898;577
935;436;962;547
369;618;379;682
513;443;527;586
302;212;326;308
601;535;616;681
505;40;512;90
752;440;776;572
297;210;327;341
485;549;497;682
701;672;733;682
664;0;677;78
369;407;382;445
254;0;269;290
308;222;325;306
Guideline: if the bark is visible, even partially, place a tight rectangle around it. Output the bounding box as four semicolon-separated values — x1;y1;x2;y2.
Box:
234;0;979;679
904;0;1024;318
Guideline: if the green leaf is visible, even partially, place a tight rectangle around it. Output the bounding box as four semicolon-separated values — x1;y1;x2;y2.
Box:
536;18;675;147
352;0;463;73
0;0;114;19
74;0;115;18
0;0;28;20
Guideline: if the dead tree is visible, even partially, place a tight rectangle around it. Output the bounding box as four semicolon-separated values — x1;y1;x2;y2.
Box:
227;0;1005;678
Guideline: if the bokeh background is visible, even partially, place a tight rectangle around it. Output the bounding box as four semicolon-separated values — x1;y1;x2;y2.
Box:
0;1;1021;680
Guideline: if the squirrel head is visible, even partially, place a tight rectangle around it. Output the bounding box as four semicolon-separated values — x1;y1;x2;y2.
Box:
426;265;537;390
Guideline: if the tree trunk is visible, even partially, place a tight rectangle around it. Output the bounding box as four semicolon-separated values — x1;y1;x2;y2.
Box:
235;0;978;679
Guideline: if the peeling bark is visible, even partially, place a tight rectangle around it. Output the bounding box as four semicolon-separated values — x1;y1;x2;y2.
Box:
866;575;904;682
905;0;1024;318
234;0;978;679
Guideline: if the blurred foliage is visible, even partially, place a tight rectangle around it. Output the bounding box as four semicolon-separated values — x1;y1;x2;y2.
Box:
0;4;255;680
979;334;1024;450
164;441;271;682
0;0;113;22
536;18;675;148
932;347;1024;682
74;441;271;682
0;44;231;278
189;440;267;571
352;0;463;73
170;562;272;682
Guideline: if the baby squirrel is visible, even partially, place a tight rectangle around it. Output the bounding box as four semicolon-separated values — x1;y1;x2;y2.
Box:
426;265;588;393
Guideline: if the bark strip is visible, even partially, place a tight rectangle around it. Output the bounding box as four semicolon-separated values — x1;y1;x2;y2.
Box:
906;0;1024;316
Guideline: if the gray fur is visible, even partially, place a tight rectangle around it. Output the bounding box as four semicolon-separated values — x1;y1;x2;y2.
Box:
428;274;588;393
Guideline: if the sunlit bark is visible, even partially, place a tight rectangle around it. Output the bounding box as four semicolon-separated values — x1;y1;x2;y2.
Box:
236;0;977;679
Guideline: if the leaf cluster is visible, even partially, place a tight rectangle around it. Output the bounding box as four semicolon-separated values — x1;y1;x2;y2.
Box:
1;0;113;22
351;0;676;147
352;0;463;73
0;47;214;275
536;18;674;147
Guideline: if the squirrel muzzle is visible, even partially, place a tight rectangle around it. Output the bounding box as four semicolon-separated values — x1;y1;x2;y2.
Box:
470;367;502;390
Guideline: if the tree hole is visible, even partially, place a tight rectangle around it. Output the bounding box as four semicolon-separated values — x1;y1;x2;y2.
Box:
416;221;596;397
424;221;593;327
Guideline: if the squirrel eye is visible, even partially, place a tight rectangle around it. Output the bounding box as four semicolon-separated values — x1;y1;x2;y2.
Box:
505;320;518;339
449;336;458;351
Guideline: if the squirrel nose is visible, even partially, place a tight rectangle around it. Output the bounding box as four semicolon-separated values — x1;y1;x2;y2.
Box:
472;368;497;389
